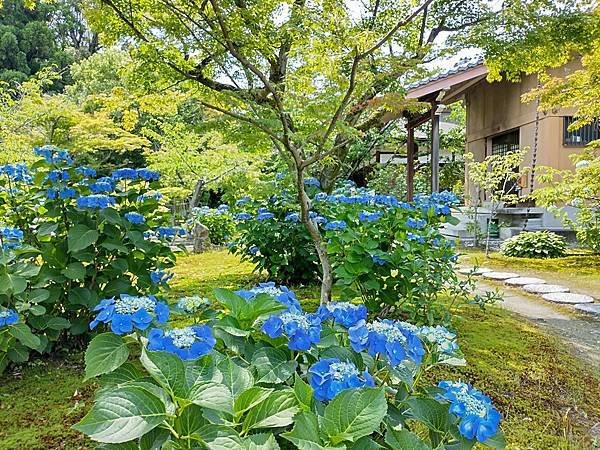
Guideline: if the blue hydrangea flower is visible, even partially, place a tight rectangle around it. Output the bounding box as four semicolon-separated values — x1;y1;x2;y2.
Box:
324;220;346;230
77;194;116;210
124;212;145;224
317;302;367;328
156;226;185;239
236;196;251;206
262;311;321;351
309;358;374;401
275;172;285;180
313;215;328;224
406;218;427;229
407;233;425;244
371;255;386;265
0;226;24;250
46;170;70;183
256;211;275;220
176;296;211;314
285;212;300;222
147;325;215;360
138;192;163;202
89;181;114;194
419;325;459;355
358;211;383;222
217;204;229;211
437;381;501;443
47;188;58;200
314;192;328;201
235;212;252;220
0;308;19;327
349;319;425;366
304;177;321;187
59;188;77;199
34;146;73;165
111;168;138;181
76;166;97;178
150;270;174;285
89;294;169;335
136;168;160;181
235;282;302;313
0;164;32;183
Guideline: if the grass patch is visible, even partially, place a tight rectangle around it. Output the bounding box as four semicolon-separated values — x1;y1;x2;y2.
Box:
0;250;598;449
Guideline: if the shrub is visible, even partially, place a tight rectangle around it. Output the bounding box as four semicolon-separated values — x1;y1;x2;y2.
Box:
188;205;236;246
500;231;567;258
75;284;506;449
0;146;180;369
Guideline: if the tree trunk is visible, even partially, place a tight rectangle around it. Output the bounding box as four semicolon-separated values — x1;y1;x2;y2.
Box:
189;179;204;215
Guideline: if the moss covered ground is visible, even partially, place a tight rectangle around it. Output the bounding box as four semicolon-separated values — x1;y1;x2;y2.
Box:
0;250;598;449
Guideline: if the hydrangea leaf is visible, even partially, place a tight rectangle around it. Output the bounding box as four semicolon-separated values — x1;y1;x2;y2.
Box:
175;404;206;437
140;348;188;398
482;430;507;450
322;387;387;445
8;323;40;349
282;411;343;450
293;373;314;411
0;273;27;295
406;397;451;434
7;342;29;363
384;428;433;450
350;436;382;449
139;427;170;450
183;354;221;388
245;433;281;450
252;346;297;384
217;357;253;398
197;424;246;450
84;333;130;380
61;262;86;280
213;288;247;319
189;381;234;415
73;385;167;443
242;390;299;432
234;386;274;417
67;224;100;252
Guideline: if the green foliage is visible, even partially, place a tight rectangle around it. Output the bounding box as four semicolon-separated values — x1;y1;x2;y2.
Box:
188;206;236;246
500;231;567;259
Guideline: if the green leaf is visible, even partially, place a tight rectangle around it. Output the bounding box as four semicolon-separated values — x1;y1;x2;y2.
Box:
213;288;247;318
73;386;167;443
189;381;234;414
37;222;58;237
240;293;285;324
8;323;40;349
245;433;281;450
217;358;253;398
252;346;297;384
322;388;387;445
197;424;245;450
68;224;99;253
242;390;299;432
406;398;451;434
482;430;507;450
99;363;144;389
349;436;382;449
139;426;170;450
282;411;326;450
28;288;50;303
384;428;433;450
234;386;273;416
183;354;219;388
293;373;313;411
8;343;29;363
85;333;130;380
0;273;27;295
140;349;187;398
61;261;86;280
45;316;71;330
175;404;206;437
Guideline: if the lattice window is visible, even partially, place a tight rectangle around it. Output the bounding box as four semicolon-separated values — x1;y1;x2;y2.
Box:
491;129;519;156
563;116;599;147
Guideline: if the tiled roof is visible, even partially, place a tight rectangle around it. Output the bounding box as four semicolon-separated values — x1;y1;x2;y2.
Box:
407;56;485;90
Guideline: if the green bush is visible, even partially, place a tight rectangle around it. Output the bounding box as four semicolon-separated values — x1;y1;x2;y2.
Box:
500;231;567;258
188;206;236;246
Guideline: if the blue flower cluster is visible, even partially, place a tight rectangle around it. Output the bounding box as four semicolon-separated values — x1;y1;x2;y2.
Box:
419;325;459;355
77;194;116;210
324;220;346;230
111;168;160;182
192;205;230;218
176;296;210;314
309;358;374;401
406;218;426;229
437;381;501;442
371;255;386;265
46;169;70;183
358;210;382;222
34;146;73;165
256;207;275;220
155;226;186;239
414;191;458;215
76;166;97;178
304;177;321;187
89;294;169;335
236;282;302;312
317;302;367;328
0;308;18;327
235;212;252;220
124;212;145;224
407;232;425;244
262;311;321;351
0;226;24;250
148;325;215;360
0;163;32;183
89;181;114;194
150;270;174;285
349;319;425;366
138;192;163;202
284;212;300;222
236;196;251;206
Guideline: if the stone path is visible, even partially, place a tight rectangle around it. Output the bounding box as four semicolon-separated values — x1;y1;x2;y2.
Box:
460;266;600;369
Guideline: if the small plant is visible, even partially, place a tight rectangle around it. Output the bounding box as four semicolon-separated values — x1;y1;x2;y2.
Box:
188;205;236;246
500;231;567;258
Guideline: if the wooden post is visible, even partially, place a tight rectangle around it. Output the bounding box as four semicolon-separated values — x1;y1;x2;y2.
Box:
406;125;415;201
431;104;440;193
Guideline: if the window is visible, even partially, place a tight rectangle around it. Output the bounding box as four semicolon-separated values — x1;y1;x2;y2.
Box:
563;116;599;146
491;129;519;156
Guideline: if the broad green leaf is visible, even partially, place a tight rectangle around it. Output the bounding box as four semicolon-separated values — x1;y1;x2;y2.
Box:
85;333;130;380
73;386;167;443
234;386;273;416
45;316;71;330
141;349;187;398
0;273;27;295
197;424;245;450
9;323;40;349
8;343;29;362
242;390;299;432
139;426;170;450
349;436;382;449
482;430;507;450
406;398;451;434
189;381;234;414
175;404;206;437
184;354;220;388
294;373;313;411
213;288;247;318
61;261;86;280
282;411;326;450
68;224;99;252
323;388;387;445
245;433;281;449
217;358;253;398
27;288;50;303
384;428;433;450
100;363;144;389
252;346;297;384
240;293;285;324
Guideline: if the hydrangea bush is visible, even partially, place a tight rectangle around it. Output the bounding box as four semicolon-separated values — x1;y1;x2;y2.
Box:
76;284;506;449
0;146;181;368
500;230;568;259
188;205;236;246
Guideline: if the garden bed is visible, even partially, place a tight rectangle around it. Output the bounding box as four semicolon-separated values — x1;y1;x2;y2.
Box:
0;251;598;449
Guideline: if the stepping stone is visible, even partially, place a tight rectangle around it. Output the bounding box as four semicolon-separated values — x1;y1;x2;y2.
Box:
458;267;492;275
523;284;569;294
541;293;595;304
575;303;600;316
482;271;519;280
505;277;546;286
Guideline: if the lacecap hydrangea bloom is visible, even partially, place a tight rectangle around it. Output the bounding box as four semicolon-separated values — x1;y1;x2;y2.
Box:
0;226;24;250
358;210;382;222
309;358;374;401
124;212;145;224
317;302;367;328
0;163;32;183
235;282;302;313
138;192;163;202
111;168;138;181
437;381;501;443
177;296;210;314
406;217;427;229
77;195;116;210
304;177;321;187
262;311;322;351
0;308;19;327
156;226;186;239
235;212;252;220
89;181;114;194
349;319;425;366
324;220;346;230
147;325;215;360
76;166;97;178
150;270;174;285
34;146;73;165
136;168;160;182
89;294;169;335
419;325;459;355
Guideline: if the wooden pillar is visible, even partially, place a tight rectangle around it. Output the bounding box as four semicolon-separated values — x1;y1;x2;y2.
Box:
431;105;440;193
406;125;415;201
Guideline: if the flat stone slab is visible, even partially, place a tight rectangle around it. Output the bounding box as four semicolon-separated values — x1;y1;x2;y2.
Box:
505;277;546;286
523;284;570;294
458;267;493;275
482;271;519;280
574;303;600;316
541;292;595;304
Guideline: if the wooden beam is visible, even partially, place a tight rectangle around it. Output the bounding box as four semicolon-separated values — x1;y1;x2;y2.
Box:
431;104;440;193
406;125;415;201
